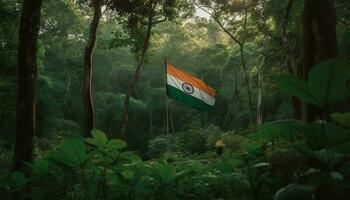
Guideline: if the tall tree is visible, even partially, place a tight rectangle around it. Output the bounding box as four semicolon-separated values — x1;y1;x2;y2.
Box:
281;0;303;120
13;0;43;172
301;0;337;122
83;0;102;136
194;0;255;125
110;0;178;139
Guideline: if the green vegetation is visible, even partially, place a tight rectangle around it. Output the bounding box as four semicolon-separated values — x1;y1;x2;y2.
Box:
0;0;350;199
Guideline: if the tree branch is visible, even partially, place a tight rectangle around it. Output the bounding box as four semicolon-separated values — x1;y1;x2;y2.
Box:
152;18;166;25
192;0;242;46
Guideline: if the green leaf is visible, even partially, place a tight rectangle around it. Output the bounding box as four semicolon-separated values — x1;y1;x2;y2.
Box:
11;172;26;188
32;159;49;173
258;120;302;142
107;139;126;150
330;112;350;127
84;129;108;146
152;162;176;183
121;170;134;180
301;122;348;150
313;149;343;165
274;75;320;106
275;59;350;108
330;171;344;181
91;129;108;145
120;151;142;163
49;137;87;167
308;59;350;107
274;184;315;200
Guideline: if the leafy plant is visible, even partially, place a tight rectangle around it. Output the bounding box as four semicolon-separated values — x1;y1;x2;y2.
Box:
275;59;350;108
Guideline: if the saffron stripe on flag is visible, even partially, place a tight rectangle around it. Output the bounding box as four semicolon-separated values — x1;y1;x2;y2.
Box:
167;63;216;96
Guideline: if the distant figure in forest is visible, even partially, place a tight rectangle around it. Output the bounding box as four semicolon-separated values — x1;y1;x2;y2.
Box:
215;139;225;156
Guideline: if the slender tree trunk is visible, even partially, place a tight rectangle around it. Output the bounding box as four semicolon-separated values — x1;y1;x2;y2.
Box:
83;0;102;137
256;52;266;125
149;111;153;133
63;76;71;114
240;3;254;125
282;0;295;74
120;12;153;139
13;0;42;172
282;0;303;120
301;0;337;122
256;69;263;125
240;44;254;124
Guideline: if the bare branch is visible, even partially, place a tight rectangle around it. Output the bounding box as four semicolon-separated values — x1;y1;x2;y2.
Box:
192;0;242;46
152;18;166;25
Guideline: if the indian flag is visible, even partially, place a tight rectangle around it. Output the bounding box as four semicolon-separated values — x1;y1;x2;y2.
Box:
166;63;216;111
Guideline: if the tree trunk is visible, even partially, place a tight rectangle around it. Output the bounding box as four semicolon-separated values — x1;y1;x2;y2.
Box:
240;44;254;125
239;1;254;125
120;12;153;139
83;0;102;137
301;0;337;122
256;82;263;124
63;76;71;114
282;0;303;120
256;52;266;125
13;0;42;172
240;4;254;125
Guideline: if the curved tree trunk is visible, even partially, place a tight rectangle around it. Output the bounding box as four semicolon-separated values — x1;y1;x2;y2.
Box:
13;0;42;172
302;0;337;122
120;13;153;139
83;0;102;137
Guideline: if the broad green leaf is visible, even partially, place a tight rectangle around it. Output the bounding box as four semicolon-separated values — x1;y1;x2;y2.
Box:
330;171;344;181
84;138;98;146
84;129;109;146
230;173;250;189
258;120;302;142
274;75;320;106
253;162;270;168
301;122;348;150
308;59;350;107
49;137;87;167
313;149;343;165
121;170;134;180
107;139;126;150
120;151;142;163
91;129;108;146
152;162;176;183
275;59;350;108
330;112;350;127
274;184;315;200
11;172;26;188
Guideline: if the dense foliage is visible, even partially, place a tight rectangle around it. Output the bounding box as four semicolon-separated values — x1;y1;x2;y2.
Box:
0;0;349;199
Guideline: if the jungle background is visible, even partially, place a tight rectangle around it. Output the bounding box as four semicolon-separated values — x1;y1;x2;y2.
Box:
0;0;350;199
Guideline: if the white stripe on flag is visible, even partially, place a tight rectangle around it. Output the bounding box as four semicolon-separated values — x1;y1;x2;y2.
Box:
167;74;215;106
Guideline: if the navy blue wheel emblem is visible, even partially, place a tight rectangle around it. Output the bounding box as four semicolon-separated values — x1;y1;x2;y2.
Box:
182;82;194;94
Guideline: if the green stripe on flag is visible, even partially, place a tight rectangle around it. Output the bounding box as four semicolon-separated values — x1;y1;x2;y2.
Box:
167;85;214;111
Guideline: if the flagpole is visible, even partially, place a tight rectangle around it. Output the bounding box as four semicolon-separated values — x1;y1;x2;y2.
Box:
165;57;169;139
